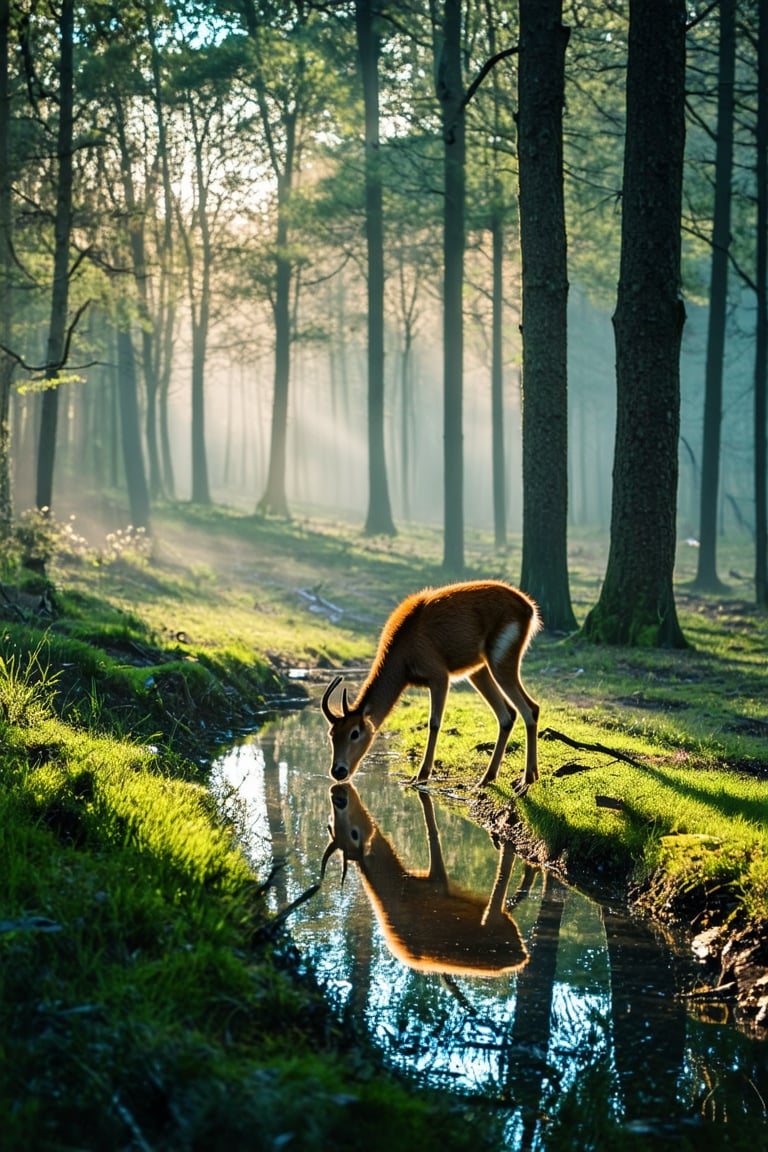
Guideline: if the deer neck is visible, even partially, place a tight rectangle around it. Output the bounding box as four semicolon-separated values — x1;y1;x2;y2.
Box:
355;652;406;729
356;829;409;905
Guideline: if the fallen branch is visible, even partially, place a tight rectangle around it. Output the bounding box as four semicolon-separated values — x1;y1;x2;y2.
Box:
255;882;321;941
541;726;647;770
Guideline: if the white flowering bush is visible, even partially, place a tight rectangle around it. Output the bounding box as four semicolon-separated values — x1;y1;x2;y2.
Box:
5;511;151;576
101;525;151;563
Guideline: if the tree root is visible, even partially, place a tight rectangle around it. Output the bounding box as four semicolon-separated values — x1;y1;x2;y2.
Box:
540;726;647;772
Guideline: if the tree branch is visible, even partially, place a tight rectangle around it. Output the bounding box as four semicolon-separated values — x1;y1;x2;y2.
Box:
685;1;720;33
541;726;647;770
0;298;93;377
59;298;92;370
462;45;519;112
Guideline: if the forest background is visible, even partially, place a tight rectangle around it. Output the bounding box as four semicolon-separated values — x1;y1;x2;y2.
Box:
0;4;767;1142
0;0;765;645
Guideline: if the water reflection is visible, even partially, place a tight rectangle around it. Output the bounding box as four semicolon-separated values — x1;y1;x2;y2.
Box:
321;782;529;978
210;709;768;1149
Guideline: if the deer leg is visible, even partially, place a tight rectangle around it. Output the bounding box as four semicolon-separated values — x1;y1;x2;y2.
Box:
416;790;450;889
487;658;540;794
469;665;516;787
506;861;541;910
415;678;449;782
482;841;518;924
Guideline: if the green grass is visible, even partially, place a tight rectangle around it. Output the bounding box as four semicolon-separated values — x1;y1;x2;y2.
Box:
0;684;496;1149
156;509;762;935
335;532;768;931
0;502;765;1143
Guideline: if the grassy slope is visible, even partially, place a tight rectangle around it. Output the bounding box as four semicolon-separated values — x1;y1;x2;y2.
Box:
0;509;501;1152
0;504;765;1145
67;504;766;938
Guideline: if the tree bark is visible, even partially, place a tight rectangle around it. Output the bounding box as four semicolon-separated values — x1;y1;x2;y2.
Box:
148;5;176;500
190;312;211;505
755;0;768;607
259;181;292;517
159;322;176;500
357;0;396;536
435;0;465;574
117;326;151;530
583;0;687;648
36;0;74;514
693;0;735;593
113;90;162;505
245;0;301;519
177;100;213;507
395;249;419;522
491;210;506;551
517;0;576;631
0;0;13;535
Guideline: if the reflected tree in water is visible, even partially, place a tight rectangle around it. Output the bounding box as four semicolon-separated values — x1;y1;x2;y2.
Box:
261;730;290;908
603;907;687;1125
506;871;566;1147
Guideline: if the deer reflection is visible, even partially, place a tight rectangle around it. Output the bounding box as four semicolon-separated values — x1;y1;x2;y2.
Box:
321;782;529;978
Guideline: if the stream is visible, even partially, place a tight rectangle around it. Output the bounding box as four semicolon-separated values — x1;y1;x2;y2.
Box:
210;706;768;1150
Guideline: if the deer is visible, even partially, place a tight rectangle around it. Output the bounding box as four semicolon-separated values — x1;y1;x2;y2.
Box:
321;580;541;794
320;782;530;978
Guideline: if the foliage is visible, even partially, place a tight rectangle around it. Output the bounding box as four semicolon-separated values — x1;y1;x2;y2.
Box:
1;0;762;569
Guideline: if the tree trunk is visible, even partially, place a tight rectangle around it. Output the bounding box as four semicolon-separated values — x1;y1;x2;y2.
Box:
491;211;507;551
583;0;687;648
693;0;735;593
395;249;418;523
117;326;151;530
113;91;162;506
147;6;175;501
436;0;465;574
755;0;768;607
0;0;13;535
357;0;396;536
190;315;210;504
517;0;576;631
108;325;119;490
36;0;74;515
241;0;303;520
400;326;413;522
159;307;176;500
186;107;212;507
259;210;292;516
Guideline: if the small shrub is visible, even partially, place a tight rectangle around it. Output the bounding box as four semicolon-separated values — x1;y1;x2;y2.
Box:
11;508;59;575
0;639;60;727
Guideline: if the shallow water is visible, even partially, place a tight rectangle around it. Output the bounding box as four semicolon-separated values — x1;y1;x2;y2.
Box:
211;707;768;1150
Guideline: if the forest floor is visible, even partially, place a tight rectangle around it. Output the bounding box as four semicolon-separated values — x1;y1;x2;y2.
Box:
0;501;766;1147
153;503;768;1031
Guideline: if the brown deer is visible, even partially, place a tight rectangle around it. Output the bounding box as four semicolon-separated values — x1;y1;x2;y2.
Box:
321;580;541;793
321;782;530;978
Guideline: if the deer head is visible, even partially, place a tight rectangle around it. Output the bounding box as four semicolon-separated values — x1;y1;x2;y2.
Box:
322;675;375;781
